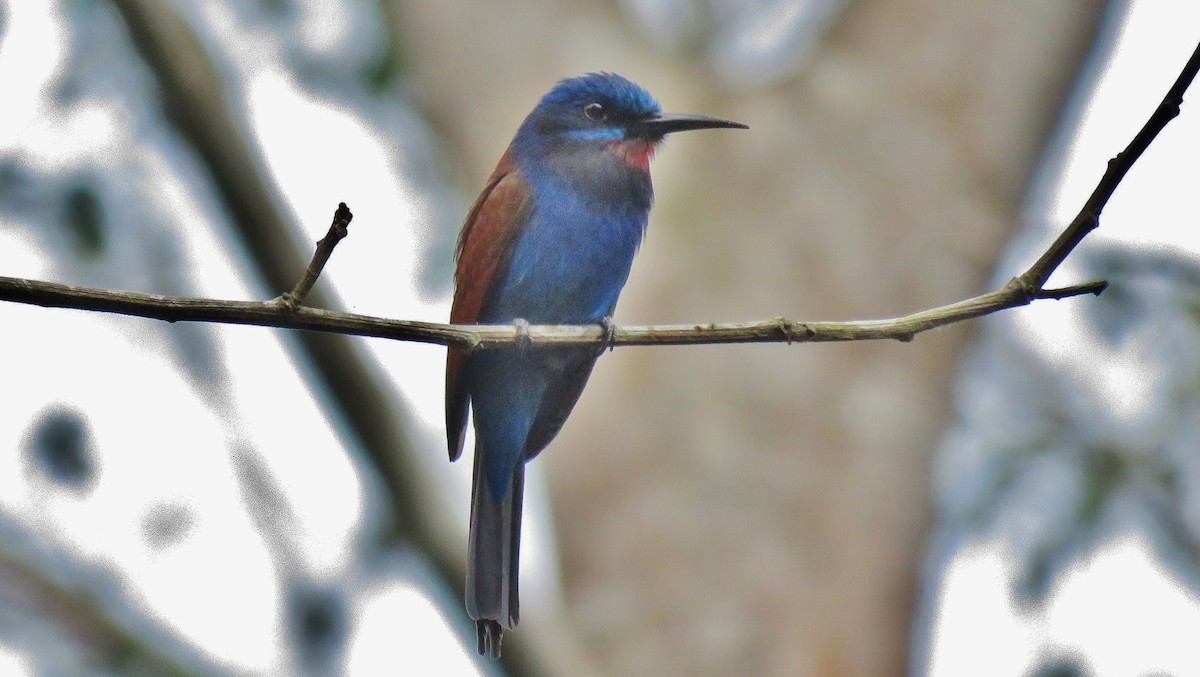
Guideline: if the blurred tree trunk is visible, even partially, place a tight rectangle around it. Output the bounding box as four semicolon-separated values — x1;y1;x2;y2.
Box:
388;1;1103;674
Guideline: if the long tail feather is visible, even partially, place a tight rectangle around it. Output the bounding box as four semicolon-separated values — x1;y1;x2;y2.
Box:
466;454;524;658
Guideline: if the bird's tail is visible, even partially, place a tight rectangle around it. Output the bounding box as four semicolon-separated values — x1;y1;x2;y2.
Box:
466;451;524;658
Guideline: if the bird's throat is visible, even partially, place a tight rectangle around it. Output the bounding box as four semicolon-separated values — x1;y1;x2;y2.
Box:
611;139;658;171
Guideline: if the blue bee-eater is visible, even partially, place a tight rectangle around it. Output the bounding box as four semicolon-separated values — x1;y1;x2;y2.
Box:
446;72;746;657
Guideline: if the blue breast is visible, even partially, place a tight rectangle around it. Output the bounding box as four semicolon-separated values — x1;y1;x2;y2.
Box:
486;167;650;324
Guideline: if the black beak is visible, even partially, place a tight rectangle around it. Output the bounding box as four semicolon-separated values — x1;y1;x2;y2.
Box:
631;112;748;137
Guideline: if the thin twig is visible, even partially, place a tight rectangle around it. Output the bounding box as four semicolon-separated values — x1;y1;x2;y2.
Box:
1019;40;1200;289
1035;280;1109;300
277;202;353;310
0;42;1197;352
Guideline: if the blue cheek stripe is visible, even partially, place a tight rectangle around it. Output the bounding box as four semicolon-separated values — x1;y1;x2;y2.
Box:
565;127;625;142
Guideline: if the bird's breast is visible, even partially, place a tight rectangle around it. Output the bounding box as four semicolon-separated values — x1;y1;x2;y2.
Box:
488;181;649;325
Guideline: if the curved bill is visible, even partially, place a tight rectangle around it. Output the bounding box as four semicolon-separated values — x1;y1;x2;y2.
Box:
632;112;749;136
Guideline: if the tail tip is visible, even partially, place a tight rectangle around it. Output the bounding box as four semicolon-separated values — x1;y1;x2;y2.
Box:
477;619;504;658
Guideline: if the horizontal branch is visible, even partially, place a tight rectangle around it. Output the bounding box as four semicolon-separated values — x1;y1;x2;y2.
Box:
0;272;1105;350
0;41;1195;352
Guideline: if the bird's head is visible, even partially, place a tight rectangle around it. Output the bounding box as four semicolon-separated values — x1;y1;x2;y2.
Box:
514;72;746;171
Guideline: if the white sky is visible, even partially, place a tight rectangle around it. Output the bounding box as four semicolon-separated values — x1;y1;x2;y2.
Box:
929;3;1200;677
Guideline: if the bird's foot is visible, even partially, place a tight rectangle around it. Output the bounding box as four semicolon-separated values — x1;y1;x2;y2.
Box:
598;316;617;355
477;620;504;658
513;318;531;351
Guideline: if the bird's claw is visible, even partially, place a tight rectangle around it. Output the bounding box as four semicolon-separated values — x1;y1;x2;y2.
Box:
598;316;617;355
513;318;531;351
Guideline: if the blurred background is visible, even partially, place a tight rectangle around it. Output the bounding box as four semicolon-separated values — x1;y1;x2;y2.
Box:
0;0;1197;675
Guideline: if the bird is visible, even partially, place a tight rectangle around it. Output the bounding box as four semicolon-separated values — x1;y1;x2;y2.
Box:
445;72;746;658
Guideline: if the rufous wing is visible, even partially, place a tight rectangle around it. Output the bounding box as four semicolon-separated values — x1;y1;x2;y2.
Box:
446;150;534;461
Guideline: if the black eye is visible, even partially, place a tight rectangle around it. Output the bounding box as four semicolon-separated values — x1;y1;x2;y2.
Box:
583;102;607;121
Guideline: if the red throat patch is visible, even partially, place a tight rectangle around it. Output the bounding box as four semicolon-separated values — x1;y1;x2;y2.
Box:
612;139;658;171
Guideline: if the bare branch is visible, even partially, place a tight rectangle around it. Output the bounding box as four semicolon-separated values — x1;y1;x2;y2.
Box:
0;41;1197;354
1019;40;1200;290
0;272;1112;349
1034;280;1109;300
277;202;353;310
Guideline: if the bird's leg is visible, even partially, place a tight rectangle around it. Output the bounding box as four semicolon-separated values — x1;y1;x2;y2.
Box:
513;318;531;351
597;316;617;356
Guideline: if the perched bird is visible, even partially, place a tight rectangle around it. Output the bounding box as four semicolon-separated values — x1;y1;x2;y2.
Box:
446;72;746;658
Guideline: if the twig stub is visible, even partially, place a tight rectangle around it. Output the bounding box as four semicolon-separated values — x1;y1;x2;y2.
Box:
278;202;356;310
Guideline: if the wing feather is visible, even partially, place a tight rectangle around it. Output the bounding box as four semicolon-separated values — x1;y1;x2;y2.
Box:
446;150;534;461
